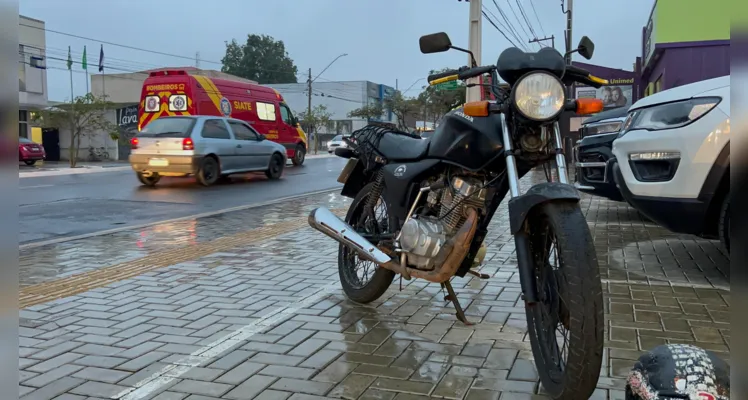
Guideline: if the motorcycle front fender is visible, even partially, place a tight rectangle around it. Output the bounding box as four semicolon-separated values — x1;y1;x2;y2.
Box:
507;182;581;234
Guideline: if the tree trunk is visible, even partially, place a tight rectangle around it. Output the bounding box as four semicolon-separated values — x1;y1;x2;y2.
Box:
69;130;77;168
313;129;318;155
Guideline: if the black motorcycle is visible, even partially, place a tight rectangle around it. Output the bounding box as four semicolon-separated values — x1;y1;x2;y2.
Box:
308;32;608;399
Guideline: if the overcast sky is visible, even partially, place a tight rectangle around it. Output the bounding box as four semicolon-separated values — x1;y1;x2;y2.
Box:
20;0;654;102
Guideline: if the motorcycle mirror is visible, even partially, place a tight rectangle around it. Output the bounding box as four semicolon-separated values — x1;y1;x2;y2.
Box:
577;36;595;60
419;32;452;54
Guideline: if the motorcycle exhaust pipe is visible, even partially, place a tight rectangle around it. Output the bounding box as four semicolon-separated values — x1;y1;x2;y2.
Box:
308;207;394;265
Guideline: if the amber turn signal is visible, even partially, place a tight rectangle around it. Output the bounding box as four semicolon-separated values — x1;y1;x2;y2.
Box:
462;101;490;117
575;98;604;115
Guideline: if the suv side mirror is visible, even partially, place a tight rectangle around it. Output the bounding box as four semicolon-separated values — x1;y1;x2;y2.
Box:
577;36;595;60
419;32;452;54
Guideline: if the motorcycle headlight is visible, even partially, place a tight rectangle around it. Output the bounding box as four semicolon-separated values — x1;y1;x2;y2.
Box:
512;72;566;121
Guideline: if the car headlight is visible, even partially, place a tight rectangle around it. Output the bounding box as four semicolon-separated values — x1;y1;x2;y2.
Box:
619;97;721;137
512;72;566;121
584;121;623;136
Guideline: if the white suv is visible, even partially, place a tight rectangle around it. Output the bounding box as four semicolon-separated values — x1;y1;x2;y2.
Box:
612;76;730;252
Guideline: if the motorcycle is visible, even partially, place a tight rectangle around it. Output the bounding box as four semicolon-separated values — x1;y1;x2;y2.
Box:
308;32;608;399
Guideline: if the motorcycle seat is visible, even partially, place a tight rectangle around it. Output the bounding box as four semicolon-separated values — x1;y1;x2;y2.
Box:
377;132;430;161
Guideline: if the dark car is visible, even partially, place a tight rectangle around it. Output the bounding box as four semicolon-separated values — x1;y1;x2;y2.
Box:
19;137;46;166
573;107;629;201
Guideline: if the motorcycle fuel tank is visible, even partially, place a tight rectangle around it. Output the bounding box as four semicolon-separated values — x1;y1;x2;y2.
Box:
427;107;505;171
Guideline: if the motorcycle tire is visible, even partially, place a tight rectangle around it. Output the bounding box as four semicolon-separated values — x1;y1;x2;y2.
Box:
524;201;604;400
338;181;396;304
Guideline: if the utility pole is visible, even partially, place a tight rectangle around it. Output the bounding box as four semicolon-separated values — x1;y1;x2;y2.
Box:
529;35;555;49
466;0;482;102
195;52;200;68
563;0;573;97
307;68;316;154
395;79;398;91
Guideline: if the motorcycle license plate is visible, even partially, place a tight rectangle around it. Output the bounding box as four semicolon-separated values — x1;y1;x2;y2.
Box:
337;158;357;184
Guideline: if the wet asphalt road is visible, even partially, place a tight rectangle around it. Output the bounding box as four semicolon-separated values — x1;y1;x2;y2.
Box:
19;157;348;245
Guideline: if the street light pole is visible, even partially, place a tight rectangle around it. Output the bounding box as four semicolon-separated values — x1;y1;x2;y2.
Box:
466;0;482;102
308;53;348;154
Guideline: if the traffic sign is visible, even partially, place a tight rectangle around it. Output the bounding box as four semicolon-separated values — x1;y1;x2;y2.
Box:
435;81;460;91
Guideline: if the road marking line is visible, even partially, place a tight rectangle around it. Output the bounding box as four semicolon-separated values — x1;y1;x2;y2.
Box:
19;187;341;250
116;282;340;400
602;278;729;291
20;184;54;189
19;208;347;308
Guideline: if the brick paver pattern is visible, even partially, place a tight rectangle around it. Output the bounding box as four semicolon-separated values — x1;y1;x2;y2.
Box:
18;175;730;400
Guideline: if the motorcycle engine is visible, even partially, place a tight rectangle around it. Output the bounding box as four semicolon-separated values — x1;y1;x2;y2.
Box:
400;176;486;270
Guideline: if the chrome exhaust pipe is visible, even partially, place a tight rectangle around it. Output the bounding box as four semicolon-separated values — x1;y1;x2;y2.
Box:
308;207;393;265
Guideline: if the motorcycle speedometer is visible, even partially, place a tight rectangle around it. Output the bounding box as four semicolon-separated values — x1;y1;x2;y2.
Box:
512;72;566;122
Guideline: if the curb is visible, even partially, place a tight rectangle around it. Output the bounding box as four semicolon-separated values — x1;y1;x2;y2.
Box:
19;186;342;250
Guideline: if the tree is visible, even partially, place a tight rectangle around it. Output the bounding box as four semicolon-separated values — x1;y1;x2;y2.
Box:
34;93;118;168
417;68;467;124
221;34;299;84
297;104;332;154
347;102;384;121
383;92;419;130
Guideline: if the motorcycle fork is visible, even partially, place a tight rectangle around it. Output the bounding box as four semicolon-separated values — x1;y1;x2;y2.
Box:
502;119;569;305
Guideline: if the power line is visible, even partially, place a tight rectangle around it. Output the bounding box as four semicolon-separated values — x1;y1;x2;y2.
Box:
515;0;539;42
483;5;526;50
19;23;309;77
503;0;534;44
528;0;547;37
481;9;522;50
491;0;529;49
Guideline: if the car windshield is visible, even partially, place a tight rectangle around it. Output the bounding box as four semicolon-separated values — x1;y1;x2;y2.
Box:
332;135;343;141
420;130;434;138
19;137;34;144
139;117;196;138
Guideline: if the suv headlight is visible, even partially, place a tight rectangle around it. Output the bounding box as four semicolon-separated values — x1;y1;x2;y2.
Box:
512;72;566;121
584;121;623;136
619;97;721;137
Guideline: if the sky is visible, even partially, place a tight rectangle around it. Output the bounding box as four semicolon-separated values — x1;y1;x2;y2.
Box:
20;0;655;103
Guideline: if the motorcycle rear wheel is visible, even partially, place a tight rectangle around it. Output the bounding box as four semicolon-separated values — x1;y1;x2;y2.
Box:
524;201;604;400
338;182;396;304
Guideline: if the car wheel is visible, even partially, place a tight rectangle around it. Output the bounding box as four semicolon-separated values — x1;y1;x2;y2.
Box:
719;193;729;253
196;156;220;186
136;172;161;187
265;153;285;180
24;160;36;166
292;144;306;166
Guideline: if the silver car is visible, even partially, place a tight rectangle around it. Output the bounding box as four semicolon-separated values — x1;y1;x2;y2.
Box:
327;135;349;153
129;116;287;187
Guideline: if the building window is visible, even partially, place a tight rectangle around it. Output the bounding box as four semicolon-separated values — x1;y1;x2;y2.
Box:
19;110;29;138
256;102;276;121
654;76;662;93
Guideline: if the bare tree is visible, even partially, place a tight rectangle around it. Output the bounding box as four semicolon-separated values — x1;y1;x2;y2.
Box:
34;93;118;168
297;104;332;154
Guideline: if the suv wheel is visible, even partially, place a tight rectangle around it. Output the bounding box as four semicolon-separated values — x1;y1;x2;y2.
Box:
292;144;306;166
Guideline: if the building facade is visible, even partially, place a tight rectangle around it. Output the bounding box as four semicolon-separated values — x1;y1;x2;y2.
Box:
18;15;48;139
638;0;729;97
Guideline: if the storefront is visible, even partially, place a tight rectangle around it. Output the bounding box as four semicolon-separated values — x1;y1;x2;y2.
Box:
637;0;729;97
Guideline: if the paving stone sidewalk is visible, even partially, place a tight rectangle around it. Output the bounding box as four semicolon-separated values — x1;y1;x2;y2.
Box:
19;173;730;400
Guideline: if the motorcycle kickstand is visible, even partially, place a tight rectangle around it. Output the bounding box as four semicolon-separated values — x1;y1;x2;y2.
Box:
442;281;473;326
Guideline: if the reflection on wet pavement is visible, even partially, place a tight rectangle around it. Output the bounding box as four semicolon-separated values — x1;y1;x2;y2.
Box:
20;190;351;287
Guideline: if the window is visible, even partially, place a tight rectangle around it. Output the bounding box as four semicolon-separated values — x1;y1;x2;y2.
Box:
257;102;276;121
279;104;293;125
139;117;196;138
19;110;28;138
200;119;231;139
229;121;260;141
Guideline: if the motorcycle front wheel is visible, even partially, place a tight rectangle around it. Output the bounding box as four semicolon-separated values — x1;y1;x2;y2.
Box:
338;181;396;304
524;201;604;400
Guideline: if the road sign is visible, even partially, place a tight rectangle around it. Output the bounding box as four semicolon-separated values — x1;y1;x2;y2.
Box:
435;81;460;91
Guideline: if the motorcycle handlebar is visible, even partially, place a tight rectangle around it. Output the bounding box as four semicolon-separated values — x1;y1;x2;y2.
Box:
427;69;460;84
565;65;607;89
457;65;496;80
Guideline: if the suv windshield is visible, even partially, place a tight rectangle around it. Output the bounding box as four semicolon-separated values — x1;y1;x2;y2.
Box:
139;117;196;138
332;135;343;141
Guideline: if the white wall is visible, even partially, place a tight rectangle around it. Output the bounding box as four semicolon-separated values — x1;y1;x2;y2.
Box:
19;15;48;109
58;108;119;162
91;72;149;104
